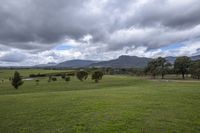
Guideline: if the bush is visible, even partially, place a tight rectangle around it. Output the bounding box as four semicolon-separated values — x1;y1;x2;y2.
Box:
65;76;70;82
76;71;88;81
52;77;57;81
92;71;104;83
61;74;66;79
29;73;47;78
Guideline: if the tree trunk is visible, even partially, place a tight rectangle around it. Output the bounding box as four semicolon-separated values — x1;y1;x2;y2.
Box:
182;73;185;79
161;74;164;79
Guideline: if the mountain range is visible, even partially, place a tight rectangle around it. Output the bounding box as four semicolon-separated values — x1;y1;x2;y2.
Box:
89;55;151;68
56;60;98;68
34;55;200;68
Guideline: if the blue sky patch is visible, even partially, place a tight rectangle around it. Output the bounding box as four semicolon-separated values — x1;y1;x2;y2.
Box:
160;43;184;51
54;44;74;50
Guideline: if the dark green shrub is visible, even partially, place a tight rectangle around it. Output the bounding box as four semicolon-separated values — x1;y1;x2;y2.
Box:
61;74;66;79
76;71;88;81
65;76;70;82
52;77;57;81
92;71;104;83
12;71;24;89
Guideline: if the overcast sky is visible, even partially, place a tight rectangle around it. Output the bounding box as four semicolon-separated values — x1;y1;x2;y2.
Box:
0;0;200;66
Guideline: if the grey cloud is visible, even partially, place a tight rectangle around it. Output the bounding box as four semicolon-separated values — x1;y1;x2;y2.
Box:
0;0;97;49
125;0;200;29
0;0;200;61
0;52;26;62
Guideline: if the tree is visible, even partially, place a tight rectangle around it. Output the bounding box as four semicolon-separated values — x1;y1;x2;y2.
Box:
145;59;159;78
174;56;191;79
145;57;171;79
156;57;171;79
92;71;104;83
12;71;24;89
190;60;200;79
76;71;88;81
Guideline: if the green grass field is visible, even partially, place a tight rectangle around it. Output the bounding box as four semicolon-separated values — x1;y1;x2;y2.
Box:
0;69;200;133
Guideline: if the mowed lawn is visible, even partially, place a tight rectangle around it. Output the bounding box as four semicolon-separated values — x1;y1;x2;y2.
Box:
0;70;200;133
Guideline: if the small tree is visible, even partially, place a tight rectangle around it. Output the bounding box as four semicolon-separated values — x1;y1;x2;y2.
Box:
48;75;52;82
35;79;40;85
12;71;23;89
76;71;88;81
92;71;104;83
174;56;191;79
65;76;70;82
61;73;66;79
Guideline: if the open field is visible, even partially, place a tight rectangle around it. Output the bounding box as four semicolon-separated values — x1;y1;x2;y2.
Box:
0;70;200;133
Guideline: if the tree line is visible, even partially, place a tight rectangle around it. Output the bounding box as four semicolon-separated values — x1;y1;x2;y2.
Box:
145;56;200;79
11;70;104;89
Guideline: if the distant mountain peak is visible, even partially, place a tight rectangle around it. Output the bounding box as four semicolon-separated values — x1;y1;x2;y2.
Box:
89;55;152;68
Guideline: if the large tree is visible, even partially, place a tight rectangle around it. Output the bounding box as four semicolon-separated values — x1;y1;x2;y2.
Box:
145;59;159;78
12;71;24;89
146;57;171;79
157;57;171;79
190;60;200;79
174;56;191;79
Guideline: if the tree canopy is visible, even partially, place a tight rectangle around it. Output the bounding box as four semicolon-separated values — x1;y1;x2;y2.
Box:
92;71;104;83
174;56;191;79
145;57;171;79
190;60;200;79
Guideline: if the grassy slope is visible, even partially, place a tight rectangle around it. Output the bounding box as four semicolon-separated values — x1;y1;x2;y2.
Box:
0;70;200;133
